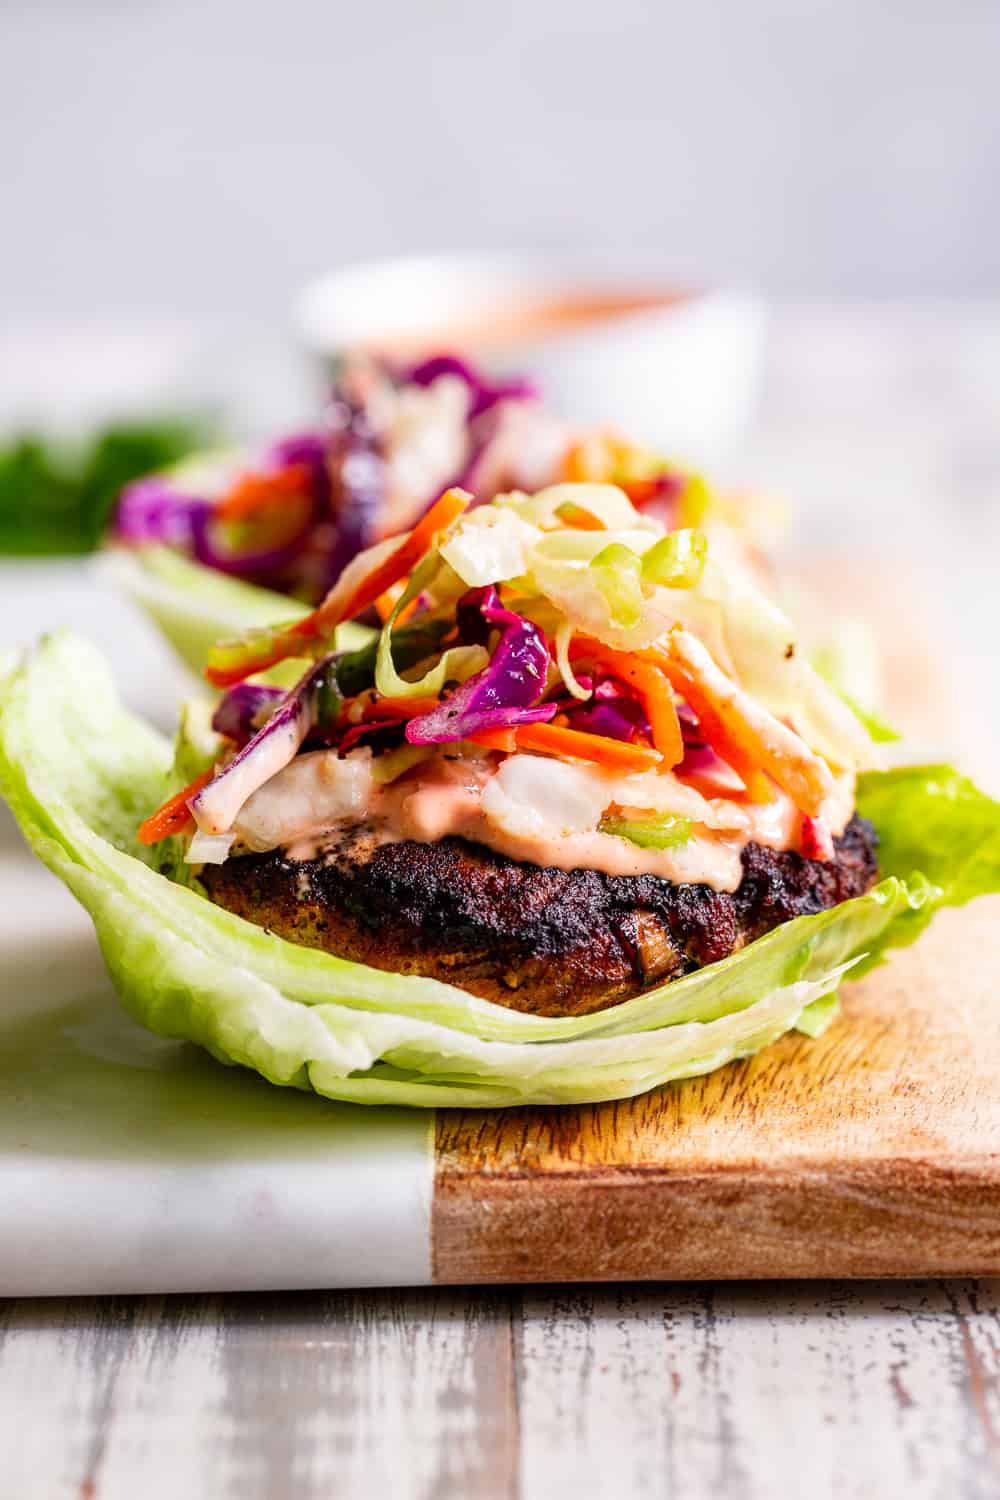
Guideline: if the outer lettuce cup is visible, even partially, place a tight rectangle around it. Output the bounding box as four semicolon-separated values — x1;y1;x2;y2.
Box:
2;632;999;1109
103;546;371;680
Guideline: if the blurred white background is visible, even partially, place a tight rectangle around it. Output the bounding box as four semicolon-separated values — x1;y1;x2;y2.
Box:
2;0;998;752
2;0;999;335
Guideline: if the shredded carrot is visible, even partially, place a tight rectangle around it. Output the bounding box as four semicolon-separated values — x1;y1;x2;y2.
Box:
660;631;834;814
374;579;420;627
215;463;313;522
204;488;471;687
561;431;617;483
316;486;471;633
562;430;669;499
374;582;405;623
621;477;662;507
138;768;214;845
204;616;319;689
514;722;662;773
360;695;440;723
571;639;683;769
467;727;518;753
554;501;606;532
639;643;773;803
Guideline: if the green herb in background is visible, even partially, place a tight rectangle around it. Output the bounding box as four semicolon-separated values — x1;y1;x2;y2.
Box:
0;418;216;556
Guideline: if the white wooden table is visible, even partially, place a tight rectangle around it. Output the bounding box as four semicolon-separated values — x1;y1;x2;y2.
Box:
3;303;1000;1498
4;1281;999;1499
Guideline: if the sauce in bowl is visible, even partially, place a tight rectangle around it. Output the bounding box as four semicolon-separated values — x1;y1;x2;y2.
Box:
366;289;692;359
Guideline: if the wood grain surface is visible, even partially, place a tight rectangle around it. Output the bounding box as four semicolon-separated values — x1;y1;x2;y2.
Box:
4;1280;1000;1500
434;899;1000;1282
432;556;998;1284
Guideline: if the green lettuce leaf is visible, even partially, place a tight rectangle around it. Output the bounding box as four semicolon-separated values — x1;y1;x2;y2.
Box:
2;633;999;1108
102;547;371;678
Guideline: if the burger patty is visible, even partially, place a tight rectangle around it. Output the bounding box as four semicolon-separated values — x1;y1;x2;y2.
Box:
201;813;879;1017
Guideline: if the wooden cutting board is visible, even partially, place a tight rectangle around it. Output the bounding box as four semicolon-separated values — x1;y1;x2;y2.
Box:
431;559;1000;1282
3;558;997;1295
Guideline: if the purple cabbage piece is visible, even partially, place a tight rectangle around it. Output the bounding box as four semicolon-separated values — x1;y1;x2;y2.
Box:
404;354;539;421
549;671;651;746
211;683;285;745
191;656;335;834
114;476;212;546
405;585;554;745
311;396;386;598
189;505;313;580
676;740;746;792
265;431;329;469
115;450;321;589
567;680;650;744
676;700;699;733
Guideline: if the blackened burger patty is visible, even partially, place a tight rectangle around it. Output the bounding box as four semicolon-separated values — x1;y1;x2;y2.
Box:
201;814;879;1017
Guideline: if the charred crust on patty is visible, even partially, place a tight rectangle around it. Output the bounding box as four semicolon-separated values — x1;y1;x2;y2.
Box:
201;814;879;1017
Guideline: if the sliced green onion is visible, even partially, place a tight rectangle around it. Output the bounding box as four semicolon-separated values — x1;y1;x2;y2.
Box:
599;813;693;850
587;543;645;629
641;528;708;588
589;542;642;574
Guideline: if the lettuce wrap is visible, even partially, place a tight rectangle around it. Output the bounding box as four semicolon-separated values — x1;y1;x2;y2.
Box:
2;632;999;1108
104;546;372;681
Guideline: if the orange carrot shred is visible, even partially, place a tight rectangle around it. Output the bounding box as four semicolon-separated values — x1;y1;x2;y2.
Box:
360;695;441;722
554;501;606;532
215;463;313;522
514;722;662;773
203;616;318;689
203;488;470;687
640;643;773;802
138;768;214;845
467;727;518;753
316;486;471;633
571;638;683;769
374;580;419;627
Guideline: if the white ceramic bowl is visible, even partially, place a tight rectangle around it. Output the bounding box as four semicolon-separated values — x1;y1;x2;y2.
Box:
293;251;766;465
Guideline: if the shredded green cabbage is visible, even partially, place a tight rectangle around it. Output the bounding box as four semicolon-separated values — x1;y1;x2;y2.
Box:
374;554;486;700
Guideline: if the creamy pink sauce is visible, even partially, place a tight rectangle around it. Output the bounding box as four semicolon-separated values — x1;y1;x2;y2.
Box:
275;750;856;894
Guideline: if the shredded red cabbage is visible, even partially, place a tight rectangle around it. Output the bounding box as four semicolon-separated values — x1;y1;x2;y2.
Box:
189;506;315;580
405;586;554;745
115;457;321;586
265;431;329;469
404;354;539;421
190;655;337;832
316;397;385;597
113;355;538;598
674;700;743;784
566;679;650;744
114;477;211;547
676;740;747;795
211;683;285;745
